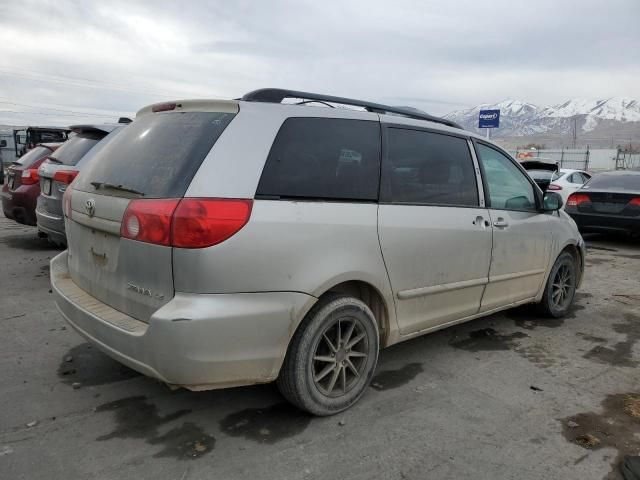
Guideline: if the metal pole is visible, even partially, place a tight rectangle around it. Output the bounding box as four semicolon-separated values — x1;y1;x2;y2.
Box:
486;128;490;140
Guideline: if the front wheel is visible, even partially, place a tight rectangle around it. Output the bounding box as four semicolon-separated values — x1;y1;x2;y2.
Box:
539;251;578;317
276;295;379;416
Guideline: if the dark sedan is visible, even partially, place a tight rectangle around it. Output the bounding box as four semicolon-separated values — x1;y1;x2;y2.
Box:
565;170;640;235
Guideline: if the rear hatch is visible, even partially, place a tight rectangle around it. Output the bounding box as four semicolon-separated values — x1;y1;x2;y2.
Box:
521;160;559;191
6;145;55;191
67;103;238;322
39;128;114;218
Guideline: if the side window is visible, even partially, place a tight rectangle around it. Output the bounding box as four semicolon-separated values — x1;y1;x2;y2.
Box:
568;173;581;184
476;144;537;211
574;172;588;184
382;128;478;206
256;118;380;201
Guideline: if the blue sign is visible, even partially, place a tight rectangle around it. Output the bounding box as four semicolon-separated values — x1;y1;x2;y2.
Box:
478;109;500;128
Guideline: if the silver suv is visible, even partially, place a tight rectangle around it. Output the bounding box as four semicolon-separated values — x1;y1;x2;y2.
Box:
51;89;585;415
37;124;126;245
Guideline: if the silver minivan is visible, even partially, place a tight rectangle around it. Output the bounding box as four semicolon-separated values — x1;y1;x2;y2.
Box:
36;124;126;246
51;89;585;415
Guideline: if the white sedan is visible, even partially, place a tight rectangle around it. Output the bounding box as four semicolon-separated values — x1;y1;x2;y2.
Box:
527;168;592;207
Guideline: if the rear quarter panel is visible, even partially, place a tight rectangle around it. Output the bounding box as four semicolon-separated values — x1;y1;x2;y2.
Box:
172;201;396;332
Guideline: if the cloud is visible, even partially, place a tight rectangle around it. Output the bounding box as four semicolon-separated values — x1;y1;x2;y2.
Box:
0;0;638;126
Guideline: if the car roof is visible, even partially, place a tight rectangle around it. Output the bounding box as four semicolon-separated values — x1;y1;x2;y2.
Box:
136;96;498;146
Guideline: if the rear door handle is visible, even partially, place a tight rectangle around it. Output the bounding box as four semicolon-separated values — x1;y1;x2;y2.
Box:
493;217;509;228
473;216;491;227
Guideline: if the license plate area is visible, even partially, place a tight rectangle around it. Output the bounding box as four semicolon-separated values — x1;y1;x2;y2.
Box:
43;178;52;195
594;203;624;214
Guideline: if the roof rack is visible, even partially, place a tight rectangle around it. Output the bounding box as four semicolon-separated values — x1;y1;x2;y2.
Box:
241;88;463;130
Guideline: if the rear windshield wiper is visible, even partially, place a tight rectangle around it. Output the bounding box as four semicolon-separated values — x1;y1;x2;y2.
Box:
47;156;63;164
91;181;145;196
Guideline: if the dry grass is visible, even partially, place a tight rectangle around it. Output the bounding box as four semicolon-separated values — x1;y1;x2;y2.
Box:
623;394;640;419
575;434;601;448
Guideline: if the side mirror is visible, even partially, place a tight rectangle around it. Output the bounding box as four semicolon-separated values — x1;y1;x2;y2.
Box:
543;191;563;211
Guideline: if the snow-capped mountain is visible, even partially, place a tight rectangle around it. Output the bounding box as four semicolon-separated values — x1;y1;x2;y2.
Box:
444;97;640;138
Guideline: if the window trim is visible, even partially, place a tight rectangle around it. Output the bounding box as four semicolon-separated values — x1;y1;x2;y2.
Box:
254;116;383;203
471;138;544;212
379;124;482;208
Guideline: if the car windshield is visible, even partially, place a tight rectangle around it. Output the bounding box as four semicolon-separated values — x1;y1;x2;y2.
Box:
584;173;640;191
13;146;51;167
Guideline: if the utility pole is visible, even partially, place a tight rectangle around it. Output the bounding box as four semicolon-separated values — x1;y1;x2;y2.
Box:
572;118;577;149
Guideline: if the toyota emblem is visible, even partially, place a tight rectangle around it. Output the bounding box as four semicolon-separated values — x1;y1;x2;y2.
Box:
85;198;96;217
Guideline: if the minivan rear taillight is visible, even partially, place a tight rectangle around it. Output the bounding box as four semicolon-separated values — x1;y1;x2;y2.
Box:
121;199;179;246
21;168;40;185
53;170;79;184
172;198;253;248
120;198;253;248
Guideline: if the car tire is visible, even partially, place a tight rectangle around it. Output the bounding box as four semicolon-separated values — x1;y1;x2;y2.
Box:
538;251;578;318
276;294;379;416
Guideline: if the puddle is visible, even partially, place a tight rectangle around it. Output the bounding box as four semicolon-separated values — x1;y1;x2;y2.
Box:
149;422;215;460
560;392;640;478
583;313;640;368
370;363;423;391
220;403;311;444
95;396;212;460
96;396;191;441
0;234;62;251
450;328;528;352
505;307;564;329
57;343;140;386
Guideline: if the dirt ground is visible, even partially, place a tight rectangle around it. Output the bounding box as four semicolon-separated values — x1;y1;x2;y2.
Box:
0;211;638;480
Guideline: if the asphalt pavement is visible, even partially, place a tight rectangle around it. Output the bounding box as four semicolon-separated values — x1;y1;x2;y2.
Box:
0;211;638;480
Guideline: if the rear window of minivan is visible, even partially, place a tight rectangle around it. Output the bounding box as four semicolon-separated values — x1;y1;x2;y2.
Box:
48;132;106;166
74;112;235;198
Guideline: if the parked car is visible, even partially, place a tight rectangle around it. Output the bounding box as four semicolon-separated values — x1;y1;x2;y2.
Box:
36;124;126;245
1;143;62;225
524;164;592;206
565;170;640;235
13;126;70;158
50;89;585;416
521;160;559;191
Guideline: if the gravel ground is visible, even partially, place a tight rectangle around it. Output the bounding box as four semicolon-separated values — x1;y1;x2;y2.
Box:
0;211;638;480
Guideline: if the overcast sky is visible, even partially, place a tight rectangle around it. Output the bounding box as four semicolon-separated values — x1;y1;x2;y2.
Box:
0;0;639;126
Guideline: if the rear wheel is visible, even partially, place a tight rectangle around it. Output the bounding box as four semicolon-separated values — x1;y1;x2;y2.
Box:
277;295;379;416
539;251;578;317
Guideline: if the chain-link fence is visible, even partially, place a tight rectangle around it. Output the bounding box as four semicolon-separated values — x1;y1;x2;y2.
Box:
614;150;640;170
509;148;591;170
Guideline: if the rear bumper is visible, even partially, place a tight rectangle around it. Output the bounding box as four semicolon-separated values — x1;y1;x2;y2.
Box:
1;187;38;225
36;197;66;243
51;251;315;390
569;212;640;234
